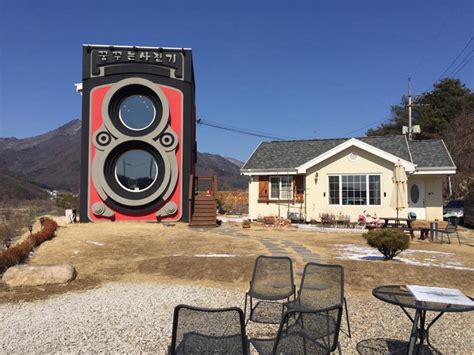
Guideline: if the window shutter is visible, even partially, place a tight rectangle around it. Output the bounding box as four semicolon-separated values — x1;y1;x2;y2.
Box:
294;175;304;202
258;176;269;200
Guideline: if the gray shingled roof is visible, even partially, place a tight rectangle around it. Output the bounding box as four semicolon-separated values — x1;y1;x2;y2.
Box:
408;140;455;168
242;135;454;170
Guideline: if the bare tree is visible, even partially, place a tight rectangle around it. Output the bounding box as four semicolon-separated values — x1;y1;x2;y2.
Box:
443;114;474;198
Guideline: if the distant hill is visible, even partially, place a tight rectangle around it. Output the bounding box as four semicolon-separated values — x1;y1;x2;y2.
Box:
0;120;82;192
224;157;245;168
0;120;247;195
0;169;48;202
196;153;248;190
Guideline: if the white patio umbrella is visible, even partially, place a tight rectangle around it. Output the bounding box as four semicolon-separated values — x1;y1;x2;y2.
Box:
390;160;408;219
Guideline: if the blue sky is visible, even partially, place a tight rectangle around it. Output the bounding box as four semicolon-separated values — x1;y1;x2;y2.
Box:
0;0;472;161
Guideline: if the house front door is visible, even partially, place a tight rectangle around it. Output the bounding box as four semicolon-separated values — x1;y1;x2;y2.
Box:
407;180;426;219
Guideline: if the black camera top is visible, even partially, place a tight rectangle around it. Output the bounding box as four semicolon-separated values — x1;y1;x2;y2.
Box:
83;44;194;83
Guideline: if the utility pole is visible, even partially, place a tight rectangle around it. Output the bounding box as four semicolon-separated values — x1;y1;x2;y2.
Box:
403;77;421;140
408;77;413;141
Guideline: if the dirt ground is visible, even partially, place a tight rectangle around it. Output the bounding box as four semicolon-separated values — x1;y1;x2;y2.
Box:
0;218;473;303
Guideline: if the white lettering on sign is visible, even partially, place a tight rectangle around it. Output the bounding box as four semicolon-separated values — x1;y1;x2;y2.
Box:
139;51;151;61
96;49;179;66
127;51;136;61
112;51;122;61
154;52;163;63
166;53;176;64
98;51;108;61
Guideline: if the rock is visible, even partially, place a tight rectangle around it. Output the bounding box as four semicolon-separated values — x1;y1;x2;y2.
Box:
2;264;77;287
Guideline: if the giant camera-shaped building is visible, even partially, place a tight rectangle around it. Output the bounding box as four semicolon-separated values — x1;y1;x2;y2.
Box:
80;45;196;222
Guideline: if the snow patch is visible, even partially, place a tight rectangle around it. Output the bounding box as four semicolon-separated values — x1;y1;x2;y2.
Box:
219;216;244;223
86;241;105;247
193;254;238;258
298;224;365;233
335;244;474;271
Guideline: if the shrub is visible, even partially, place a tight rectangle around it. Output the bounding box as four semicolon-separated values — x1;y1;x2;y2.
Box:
0;217;58;273
363;228;410;260
55;193;78;210
320;213;336;226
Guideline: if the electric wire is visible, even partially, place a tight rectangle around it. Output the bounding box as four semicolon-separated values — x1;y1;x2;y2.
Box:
360;38;474;137
338;116;392;138
449;50;474;77
437;37;473;80
197;118;303;141
200;38;473;141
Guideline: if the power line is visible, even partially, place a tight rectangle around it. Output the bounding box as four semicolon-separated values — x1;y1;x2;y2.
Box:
197;118;303;141
350;37;474;138
338;116;392;138
450;50;474;77
412;13;451;77
437;37;473;80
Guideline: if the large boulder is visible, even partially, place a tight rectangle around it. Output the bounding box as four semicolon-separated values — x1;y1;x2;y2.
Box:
2;264;77;287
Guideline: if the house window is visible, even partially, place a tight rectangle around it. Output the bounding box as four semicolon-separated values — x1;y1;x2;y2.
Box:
342;175;367;205
369;175;381;205
270;176;292;200
328;175;381;206
410;184;420;203
329;176;340;204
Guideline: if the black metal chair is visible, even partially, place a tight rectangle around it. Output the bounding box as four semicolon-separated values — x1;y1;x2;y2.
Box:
244;255;295;324
169;304;249;354
250;306;343;355
439;217;461;245
284;263;351;339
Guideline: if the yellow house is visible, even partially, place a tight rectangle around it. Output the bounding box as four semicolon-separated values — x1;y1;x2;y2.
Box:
241;135;456;222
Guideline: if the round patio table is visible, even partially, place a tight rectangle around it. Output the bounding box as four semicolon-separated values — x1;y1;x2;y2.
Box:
372;285;474;354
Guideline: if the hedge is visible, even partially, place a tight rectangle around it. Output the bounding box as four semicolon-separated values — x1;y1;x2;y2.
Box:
0;217;58;273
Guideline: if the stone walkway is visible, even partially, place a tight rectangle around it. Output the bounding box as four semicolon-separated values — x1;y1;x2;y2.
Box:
211;226;322;266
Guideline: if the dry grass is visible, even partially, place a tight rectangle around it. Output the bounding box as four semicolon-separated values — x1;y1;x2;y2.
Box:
0;220;473;303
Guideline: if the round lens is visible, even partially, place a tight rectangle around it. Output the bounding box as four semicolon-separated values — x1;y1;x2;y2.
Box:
115;149;158;192
119;95;156;130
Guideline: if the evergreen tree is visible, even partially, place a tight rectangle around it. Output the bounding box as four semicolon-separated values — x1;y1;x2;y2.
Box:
367;79;474;197
367;79;474;139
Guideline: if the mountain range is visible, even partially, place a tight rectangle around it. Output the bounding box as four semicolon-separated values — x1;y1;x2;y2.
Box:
0;120;247;200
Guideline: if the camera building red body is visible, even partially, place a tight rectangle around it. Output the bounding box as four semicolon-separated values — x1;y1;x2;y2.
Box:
80;45;196;222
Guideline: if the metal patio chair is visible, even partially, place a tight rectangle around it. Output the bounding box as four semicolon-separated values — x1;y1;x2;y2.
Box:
284;262;351;339
244;255;295;324
169;304;249;354
251;307;343;355
438;217;461;245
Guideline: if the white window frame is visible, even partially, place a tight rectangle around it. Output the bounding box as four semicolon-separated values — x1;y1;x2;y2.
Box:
328;174;382;206
269;176;293;200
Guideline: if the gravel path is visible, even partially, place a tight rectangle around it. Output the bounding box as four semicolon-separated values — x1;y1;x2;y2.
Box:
0;282;472;354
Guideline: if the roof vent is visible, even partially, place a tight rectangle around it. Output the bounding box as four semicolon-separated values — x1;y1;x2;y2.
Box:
348;153;358;161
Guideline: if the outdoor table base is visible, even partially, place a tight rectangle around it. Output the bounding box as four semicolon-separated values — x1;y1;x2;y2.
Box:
402;306;444;354
372;285;474;355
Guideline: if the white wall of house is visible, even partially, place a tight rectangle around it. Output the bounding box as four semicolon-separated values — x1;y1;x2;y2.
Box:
248;175;305;219
420;175;443;220
248;146;445;221
305;146;395;221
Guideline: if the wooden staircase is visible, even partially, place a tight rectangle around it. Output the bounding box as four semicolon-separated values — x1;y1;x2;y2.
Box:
188;175;218;227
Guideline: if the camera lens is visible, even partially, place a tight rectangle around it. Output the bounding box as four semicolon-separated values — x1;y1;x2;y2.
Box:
119;95;156;131
114;149;158;192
